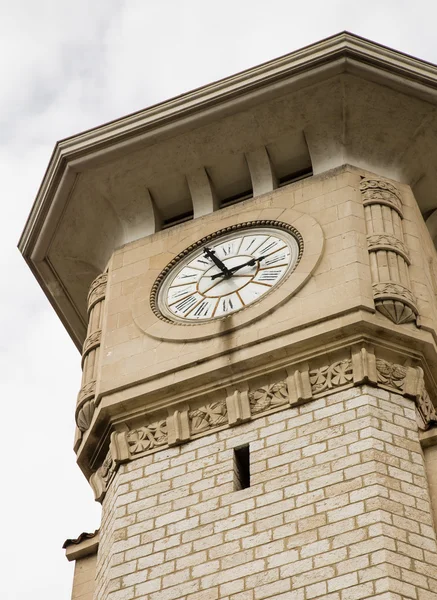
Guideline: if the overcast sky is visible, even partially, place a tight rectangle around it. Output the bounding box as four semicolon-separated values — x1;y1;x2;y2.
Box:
2;1;437;599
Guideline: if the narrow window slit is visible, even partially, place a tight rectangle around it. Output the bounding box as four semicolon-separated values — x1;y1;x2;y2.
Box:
234;444;250;490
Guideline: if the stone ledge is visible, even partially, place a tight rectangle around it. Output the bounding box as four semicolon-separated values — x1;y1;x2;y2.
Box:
63;531;99;562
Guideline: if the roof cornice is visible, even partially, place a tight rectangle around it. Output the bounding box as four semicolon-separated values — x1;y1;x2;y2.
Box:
18;32;437;351
18;32;437;255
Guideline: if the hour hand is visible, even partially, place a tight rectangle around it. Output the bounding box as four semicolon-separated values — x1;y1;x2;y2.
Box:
227;255;266;275
210;255;266;280
204;247;230;277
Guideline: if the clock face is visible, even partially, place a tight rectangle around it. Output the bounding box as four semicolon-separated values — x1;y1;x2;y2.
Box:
156;225;301;323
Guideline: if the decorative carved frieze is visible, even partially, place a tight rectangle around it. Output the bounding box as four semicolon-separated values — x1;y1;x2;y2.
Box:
249;381;288;414
360;178;418;325
376;359;407;390
127;421;168;454
88;344;437;503
189;400;228;433
309;359;353;395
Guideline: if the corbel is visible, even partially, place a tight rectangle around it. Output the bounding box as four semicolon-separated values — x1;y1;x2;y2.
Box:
110;431;130;463
286;363;312;406
226;384;251;425
403;366;425;399
167;408;191;446
352;344;378;385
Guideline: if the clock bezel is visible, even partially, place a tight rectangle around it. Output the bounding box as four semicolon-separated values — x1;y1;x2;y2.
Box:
150;220;304;325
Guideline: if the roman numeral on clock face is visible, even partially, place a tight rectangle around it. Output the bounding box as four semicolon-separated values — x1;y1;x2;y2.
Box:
240;235;267;254
191;298;216;319
254;237;285;258
167;283;197;304
214;293;243;317
172;267;201;286
254;267;286;284
172;294;200;315
215;239;240;259
262;247;290;267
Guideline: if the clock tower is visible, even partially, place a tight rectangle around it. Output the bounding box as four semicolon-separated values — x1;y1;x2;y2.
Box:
20;33;437;600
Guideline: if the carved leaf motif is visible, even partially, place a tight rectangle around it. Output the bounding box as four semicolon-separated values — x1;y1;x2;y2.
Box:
99;450;116;487
309;360;353;394
360;179;402;212
249;381;288;414
366;234;407;255
127;421;168;454
189;401;228;432
373;282;415;304
376;359;407;390
417;388;437;430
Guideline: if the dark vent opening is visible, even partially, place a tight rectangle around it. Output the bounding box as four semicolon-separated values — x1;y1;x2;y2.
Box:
278;166;313;187
162;210;194;229
220;189;253;208
234;444;250;491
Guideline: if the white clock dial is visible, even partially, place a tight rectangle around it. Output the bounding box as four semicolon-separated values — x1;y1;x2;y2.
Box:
156;225;301;323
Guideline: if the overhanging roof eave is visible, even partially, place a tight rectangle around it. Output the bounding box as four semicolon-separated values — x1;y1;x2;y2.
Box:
18;31;437;258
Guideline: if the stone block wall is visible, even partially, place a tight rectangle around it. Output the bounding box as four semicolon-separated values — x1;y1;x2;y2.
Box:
94;386;437;600
72;554;97;600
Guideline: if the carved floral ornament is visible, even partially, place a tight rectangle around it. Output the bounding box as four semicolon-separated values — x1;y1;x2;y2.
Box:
89;344;437;502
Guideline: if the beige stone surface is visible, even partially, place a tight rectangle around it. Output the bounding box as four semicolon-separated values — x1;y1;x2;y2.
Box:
94;386;437;600
72;554;97;600
79;168;437;440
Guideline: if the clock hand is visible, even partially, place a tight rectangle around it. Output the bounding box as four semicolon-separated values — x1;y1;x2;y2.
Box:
204;247;231;277
210;256;266;279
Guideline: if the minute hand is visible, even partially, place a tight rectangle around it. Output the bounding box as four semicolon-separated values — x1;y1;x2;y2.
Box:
204;247;231;276
211;256;266;279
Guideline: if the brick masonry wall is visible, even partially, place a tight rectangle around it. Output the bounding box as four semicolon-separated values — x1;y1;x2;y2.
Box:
94;386;437;600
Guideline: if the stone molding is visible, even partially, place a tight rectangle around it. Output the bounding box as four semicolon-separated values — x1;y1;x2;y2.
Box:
361;178;418;325
90;343;437;502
